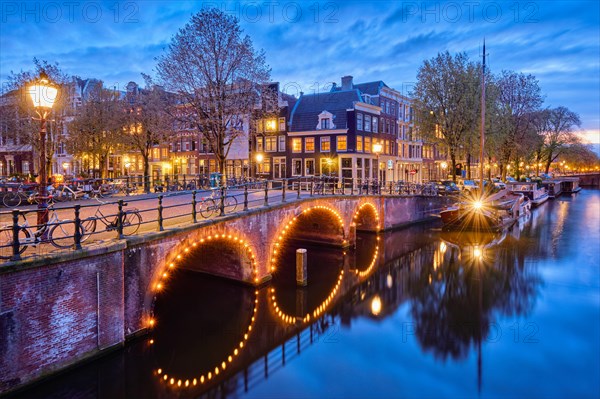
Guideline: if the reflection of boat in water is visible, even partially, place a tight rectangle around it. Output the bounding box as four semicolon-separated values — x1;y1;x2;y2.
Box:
507;181;549;207
440;189;530;232
440;229;508;251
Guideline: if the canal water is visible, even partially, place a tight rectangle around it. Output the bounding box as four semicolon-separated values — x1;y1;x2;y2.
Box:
11;190;600;399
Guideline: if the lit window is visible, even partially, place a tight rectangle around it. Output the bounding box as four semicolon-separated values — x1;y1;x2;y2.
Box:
266;136;277;152
265;119;277;132
337;136;347;151
365;136;371;153
321;137;330;152
256;137;264;152
305;137;315;152
357;136;363;152
292;138;302;153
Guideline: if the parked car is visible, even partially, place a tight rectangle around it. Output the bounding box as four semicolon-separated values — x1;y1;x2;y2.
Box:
492;178;506;190
458;179;478;191
436;180;460;195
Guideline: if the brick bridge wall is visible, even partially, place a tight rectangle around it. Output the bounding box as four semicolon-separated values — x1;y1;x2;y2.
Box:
0;195;450;394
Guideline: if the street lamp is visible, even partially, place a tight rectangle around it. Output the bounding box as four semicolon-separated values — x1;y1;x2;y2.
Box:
440;161;448;179
28;71;58;230
372;142;383;183
255;153;264;176
62;161;69;177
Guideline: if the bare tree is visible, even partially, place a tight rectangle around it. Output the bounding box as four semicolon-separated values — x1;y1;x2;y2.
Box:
413;52;481;182
156;8;271;185
68;84;123;178
538;106;582;173
493;71;543;179
122;76;173;192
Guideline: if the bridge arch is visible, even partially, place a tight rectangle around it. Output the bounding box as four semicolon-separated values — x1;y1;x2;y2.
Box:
144;231;260;329
268;204;347;273
352;201;381;232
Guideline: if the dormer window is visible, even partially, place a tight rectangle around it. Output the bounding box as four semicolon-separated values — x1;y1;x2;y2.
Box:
317;110;335;130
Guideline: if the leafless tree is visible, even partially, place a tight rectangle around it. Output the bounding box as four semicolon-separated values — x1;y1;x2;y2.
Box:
68;84;123;178
155;8;271;185
413;52;481;182
122;76;174;192
535;106;582;173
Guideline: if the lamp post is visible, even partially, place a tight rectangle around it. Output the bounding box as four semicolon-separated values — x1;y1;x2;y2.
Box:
255;153;264;177
372;142;383;183
440;161;448;180
62;161;69;177
28;71;58;231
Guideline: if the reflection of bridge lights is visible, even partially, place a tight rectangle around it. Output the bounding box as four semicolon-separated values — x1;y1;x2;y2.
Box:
269;270;345;325
440;242;447;253
355;243;380;278
386;274;393;288
371;295;382;316
270;205;346;273
153;288;259;389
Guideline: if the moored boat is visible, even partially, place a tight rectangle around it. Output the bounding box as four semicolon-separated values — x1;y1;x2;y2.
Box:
507;181;549;207
561;178;582;194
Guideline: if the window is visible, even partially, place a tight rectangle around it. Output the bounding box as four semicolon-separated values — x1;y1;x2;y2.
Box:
356;135;363;152
365;136;371;153
256;120;264;133
356;113;363;131
278;135;286;152
364;115;371;132
278;117;286;131
341;158;352;179
256;137;264;152
305;159;315;176
320;119;330;129
321;158;335;176
292;159;302;176
385;140;390;155
320;137;330;152
292;138;302;153
265;136;277;152
372;117;378;133
305;137;315;153
265;119;277;132
273;157;286;178
337;135;347;151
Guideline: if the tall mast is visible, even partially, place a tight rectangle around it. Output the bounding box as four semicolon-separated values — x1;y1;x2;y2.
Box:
479;40;486;194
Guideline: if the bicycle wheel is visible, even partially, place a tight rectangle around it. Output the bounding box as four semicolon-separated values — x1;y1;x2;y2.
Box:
2;193;21;208
81;217;97;242
0;225;30;259
199;198;216;218
49;220;84;249
224;196;238;213
122;210;142;236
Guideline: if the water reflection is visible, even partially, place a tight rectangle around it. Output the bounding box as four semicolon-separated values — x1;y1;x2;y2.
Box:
13;192;600;399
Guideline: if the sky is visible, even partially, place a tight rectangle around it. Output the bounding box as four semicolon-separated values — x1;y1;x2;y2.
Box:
1;0;599;143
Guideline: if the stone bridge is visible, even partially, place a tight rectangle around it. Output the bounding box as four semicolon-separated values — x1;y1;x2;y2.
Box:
0;194;450;394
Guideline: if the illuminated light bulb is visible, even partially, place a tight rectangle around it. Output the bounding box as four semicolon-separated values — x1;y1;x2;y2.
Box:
163;375;168;381
184;248;189;253
193;378;197;386
177;380;182;387
240;341;244;348
371;295;382;316
234;349;239;356
170;378;175;385
208;372;212;380
149;339;154;344
158;368;162;374
227;235;231;239
254;277;259;282
222;361;226;369
185;380;189;387
162;272;168;278
215;367;219;375
169;263;174;268
271;266;275;271
192;242;197;247
156;283;162;290
176;255;181;260
251;316;255;322
244;333;248;339
200;239;205;243
200;376;205;383
149;319;155;327
221;234;225;238
248;325;252;331
228;355;233;362
208;236;212;240
473;200;483;210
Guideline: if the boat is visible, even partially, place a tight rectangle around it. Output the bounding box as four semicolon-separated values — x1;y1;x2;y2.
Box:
541;179;563;198
506;181;549;207
561;177;582;194
439;41;530;232
440;189;530;232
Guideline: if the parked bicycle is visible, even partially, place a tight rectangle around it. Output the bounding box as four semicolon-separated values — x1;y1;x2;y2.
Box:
197;188;238;218
81;198;142;240
0;204;86;258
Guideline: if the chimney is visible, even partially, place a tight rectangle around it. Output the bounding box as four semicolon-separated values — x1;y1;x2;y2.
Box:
341;75;353;91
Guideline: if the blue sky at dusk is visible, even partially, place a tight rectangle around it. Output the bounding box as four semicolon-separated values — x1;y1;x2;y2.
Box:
1;0;598;143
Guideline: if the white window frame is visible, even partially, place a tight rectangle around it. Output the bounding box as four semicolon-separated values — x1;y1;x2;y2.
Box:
292;158;303;176
304;158;315;176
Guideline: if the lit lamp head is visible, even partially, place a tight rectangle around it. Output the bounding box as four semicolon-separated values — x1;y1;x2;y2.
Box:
125;162;132;169
62;162;69;172
255;153;264;163
372;142;383;155
440;161;448;170
28;71;58;112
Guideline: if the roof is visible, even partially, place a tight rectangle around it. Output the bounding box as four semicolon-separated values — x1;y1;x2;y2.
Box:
289;90;362;131
353;81;388;96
